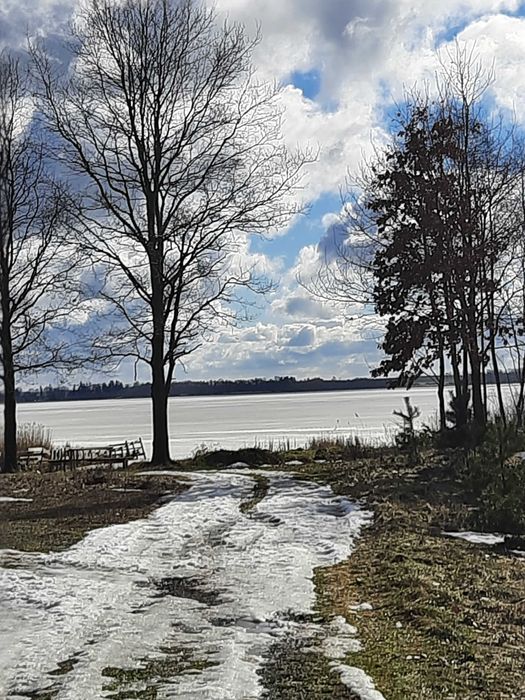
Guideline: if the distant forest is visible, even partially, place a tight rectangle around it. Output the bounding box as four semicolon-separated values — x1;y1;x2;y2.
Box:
7;373;516;403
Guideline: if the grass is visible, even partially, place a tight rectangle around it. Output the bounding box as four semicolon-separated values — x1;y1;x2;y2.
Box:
240;473;270;513
259;633;358;699
102;646;218;700
285;447;525;700
0;466;187;552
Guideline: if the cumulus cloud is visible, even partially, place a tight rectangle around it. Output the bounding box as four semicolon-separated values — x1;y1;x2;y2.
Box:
287;325;316;348
0;0;72;50
181;317;384;380
273;294;334;320
4;0;525;380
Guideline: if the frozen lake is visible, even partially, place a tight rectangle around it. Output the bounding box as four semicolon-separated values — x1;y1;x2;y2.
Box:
15;385;516;458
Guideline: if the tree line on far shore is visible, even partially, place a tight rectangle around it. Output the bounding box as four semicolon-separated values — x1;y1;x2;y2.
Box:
5;376;411;403
12;371;522;404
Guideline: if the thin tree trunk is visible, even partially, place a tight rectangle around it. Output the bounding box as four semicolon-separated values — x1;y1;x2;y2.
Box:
469;341;485;431
438;341;446;432
1;319;17;473
489;321;506;426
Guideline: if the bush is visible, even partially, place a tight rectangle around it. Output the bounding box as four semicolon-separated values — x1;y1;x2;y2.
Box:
463;421;525;533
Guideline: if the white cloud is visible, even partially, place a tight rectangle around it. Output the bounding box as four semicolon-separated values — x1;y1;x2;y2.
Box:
5;0;525;380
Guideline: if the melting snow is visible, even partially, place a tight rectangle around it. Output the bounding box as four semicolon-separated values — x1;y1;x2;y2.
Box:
0;496;33;503
335;665;387;700
0;470;373;699
322;616;361;658
349;602;374;612
444;531;505;546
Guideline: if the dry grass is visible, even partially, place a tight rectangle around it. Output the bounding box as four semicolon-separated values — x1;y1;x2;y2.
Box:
286;451;525;700
0;466;187;552
0;422;53;456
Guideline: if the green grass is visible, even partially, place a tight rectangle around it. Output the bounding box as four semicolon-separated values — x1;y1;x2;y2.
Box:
102;646;218;699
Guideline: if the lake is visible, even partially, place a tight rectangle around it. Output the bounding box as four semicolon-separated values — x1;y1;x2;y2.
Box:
15;385;517;458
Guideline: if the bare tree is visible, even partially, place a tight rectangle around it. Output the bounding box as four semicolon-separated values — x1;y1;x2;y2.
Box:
33;0;308;465
0;51;76;472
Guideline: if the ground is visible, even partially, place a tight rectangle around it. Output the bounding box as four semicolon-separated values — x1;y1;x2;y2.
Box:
1;445;524;698
0;465;188;552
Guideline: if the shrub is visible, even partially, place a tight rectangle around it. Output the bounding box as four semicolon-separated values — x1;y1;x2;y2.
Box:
463;421;525;533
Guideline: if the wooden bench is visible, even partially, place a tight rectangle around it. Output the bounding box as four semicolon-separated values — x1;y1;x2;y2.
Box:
48;439;146;471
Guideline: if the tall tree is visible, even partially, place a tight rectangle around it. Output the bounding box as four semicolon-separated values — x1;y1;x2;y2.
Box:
371;81;523;432
308;48;525;435
33;0;307;465
0;52;74;472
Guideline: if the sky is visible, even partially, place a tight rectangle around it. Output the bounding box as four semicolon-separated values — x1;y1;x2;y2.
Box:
4;0;525;383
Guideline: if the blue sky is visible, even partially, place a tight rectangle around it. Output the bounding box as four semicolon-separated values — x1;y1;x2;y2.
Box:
4;0;525;383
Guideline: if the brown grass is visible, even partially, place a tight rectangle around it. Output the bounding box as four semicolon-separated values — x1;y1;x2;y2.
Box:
0;422;53;456
285;450;525;700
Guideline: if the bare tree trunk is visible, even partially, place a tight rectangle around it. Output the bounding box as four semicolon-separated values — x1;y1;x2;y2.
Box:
1;351;17;472
150;260;171;465
489;306;506;426
1;292;17;472
151;366;170;465
469;342;485;430
438;341;446;432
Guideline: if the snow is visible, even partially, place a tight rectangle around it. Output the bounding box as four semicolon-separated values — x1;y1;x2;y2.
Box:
322;616;361;659
110;487;144;493
225;461;250;469
0;470;373;699
319;615;385;699
349;602;373;611
0;495;31;503
444;531;505;546
334;665;387;700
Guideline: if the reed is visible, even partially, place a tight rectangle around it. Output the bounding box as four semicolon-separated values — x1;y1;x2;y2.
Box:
0;422;53;456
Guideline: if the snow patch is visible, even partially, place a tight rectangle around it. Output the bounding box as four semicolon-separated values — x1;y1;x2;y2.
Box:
0;470;373;699
322;616;361;659
0;496;33;503
333;665;387;700
349;602;373;612
110;487;143;493
444;531;505;546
